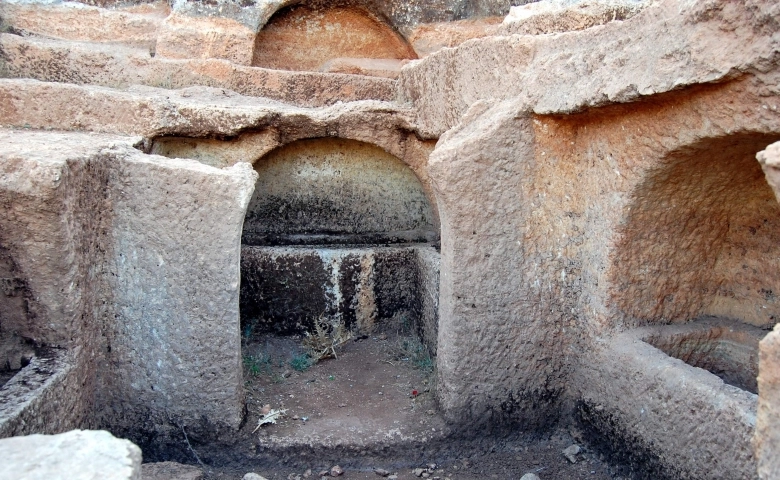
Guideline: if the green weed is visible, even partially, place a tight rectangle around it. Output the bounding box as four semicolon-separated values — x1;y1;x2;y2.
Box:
289;353;312;372
243;352;271;377
397;336;435;374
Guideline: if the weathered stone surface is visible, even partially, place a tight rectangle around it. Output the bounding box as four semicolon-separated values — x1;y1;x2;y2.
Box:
643;317;764;394
0;1;166;49
758;141;780;204
0;35;396;106
107;144;256;431
243;138;436;245
252;5;416;71
611;133;780;328
407;18;501;57
156;13;256;65
0;129;138;437
757;323;780;480
0;349;84;438
0;128;257;438
0;2;779;478
97;0;526;33
142;461;203;480
0;79;414;140
0;429;142;480
577;327;757;479
319;58;408;79
399;0;780;137
428;74;780;432
240;245;438;336
500;0;648;36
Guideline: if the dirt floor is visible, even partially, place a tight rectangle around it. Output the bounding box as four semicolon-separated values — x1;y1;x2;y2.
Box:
171;325;635;480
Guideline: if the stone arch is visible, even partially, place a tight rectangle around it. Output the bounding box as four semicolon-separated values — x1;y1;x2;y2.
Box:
239;137;440;343
610;132;780;328
251;2;417;71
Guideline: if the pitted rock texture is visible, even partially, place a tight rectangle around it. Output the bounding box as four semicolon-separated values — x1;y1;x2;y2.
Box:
757;323;780;480
0;429;142;480
0;128;256;438
0;35;396;106
577;328;757;480
252;5;416;71
427;74;780;432
500;0;648;36
611;133;780;328
0;348;84;438
0;1;166;48
243;138;436;245
399;0;780;137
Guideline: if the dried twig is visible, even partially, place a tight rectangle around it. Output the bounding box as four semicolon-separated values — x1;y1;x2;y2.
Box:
180;424;206;468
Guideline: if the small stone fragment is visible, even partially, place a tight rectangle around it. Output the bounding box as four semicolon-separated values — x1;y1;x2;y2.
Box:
260;404;271;415
563;444;581;463
243;474;269;480
330;465;344;477
388;476;398;480
142;461;203;480
303;469;312;478
374;468;391;477
319;471;329;477
422;473;430;479
413;468;425;477
428;463;437;470
520;474;540;480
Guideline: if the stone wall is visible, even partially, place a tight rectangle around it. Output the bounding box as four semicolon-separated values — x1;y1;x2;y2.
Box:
243;138;437;246
105;152;255;434
424;70;780;435
0;0;779;477
240;245;438;336
0;129;256;445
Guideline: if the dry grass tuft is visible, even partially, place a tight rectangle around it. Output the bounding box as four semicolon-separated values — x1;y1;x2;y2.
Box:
302;316;353;362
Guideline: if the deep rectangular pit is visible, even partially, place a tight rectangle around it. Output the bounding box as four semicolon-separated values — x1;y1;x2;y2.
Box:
240;244;439;353
642;316;764;394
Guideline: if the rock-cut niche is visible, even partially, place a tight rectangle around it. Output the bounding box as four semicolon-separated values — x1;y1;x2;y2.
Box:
240;138;440;347
612;132;780;328
252;4;417;71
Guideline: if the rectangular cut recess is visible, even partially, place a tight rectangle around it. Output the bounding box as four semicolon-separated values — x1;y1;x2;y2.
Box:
643;317;763;394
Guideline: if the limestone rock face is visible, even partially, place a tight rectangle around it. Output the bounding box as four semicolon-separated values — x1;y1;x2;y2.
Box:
319;58;408;79
501;0;648;36
0;35;396;107
0;430;142;480
0;129;256;436
758;141;780;204
399;0;780;137
251;4;416;71
156;14;257;65
757;323;780;480
0;1;165;48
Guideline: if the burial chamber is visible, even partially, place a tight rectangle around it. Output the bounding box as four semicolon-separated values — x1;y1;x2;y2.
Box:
0;0;780;479
578;133;780;479
240;137;440;346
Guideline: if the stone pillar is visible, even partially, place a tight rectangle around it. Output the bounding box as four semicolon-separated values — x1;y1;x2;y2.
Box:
756;142;780;479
